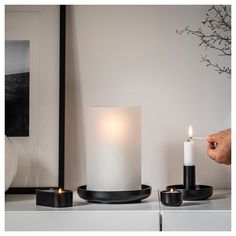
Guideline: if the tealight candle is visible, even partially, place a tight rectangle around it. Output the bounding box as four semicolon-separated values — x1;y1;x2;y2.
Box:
36;188;73;207
160;188;183;207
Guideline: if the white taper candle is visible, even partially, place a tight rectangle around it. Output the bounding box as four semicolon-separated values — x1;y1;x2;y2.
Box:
184;139;194;166
184;125;194;166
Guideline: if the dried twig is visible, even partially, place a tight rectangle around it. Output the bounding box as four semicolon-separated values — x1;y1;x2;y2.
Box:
176;5;231;77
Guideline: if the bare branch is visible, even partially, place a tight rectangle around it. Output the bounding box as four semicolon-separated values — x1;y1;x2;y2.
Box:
201;55;231;76
177;5;231;77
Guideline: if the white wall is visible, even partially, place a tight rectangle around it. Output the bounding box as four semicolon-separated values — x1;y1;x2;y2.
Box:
6;6;60;187
65;5;231;190
5;41;29;75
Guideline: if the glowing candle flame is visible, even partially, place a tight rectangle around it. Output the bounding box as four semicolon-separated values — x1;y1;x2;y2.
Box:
106;119;122;135
58;188;62;194
189;125;193;139
101;114;128;140
170;188;174;192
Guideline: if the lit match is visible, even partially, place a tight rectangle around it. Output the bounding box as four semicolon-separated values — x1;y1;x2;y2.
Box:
193;137;207;140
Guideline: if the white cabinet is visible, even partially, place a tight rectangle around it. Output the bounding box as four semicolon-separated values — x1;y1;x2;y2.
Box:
5;190;230;231
160;190;231;231
5;192;160;231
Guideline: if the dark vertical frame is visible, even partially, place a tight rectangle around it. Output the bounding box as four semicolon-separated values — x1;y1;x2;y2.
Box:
6;5;66;194
58;5;66;189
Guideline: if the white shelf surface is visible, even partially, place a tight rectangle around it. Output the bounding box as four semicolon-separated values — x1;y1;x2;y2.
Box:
5;189;231;231
160;189;231;231
5;190;160;231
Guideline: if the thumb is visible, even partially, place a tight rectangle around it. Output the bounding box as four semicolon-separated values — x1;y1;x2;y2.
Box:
207;148;217;161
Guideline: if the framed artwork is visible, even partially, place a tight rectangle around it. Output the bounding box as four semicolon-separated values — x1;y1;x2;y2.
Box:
5;40;30;137
5;5;66;194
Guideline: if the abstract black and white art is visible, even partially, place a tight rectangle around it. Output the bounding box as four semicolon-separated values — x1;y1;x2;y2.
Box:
5;41;30;136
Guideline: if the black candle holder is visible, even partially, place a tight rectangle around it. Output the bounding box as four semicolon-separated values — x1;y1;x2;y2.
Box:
167;165;213;201
160;188;183;206
36;188;73;207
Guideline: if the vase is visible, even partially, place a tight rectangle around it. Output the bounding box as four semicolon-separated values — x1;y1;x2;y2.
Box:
5;136;18;191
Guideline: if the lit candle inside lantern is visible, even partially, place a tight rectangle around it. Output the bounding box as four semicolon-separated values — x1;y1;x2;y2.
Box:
184;125;194;166
86;107;141;191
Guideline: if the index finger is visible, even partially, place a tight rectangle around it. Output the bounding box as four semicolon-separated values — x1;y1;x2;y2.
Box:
207;134;219;143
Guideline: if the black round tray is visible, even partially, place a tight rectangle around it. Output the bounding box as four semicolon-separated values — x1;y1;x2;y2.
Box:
77;184;152;204
167;184;213;201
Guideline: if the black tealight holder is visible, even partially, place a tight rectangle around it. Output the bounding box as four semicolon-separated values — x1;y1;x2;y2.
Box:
77;184;152;204
160;188;183;206
36;188;73;207
167;165;213;201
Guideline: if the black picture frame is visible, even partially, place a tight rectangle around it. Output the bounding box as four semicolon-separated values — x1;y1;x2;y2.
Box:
5;5;66;194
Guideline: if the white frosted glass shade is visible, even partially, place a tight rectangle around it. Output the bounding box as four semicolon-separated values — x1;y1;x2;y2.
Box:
86;107;141;191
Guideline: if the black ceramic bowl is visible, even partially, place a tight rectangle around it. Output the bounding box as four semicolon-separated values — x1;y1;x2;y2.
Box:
77;184;152;204
160;189;183;207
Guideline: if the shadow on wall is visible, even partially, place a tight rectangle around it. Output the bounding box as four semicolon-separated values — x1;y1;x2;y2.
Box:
194;143;231;189
164;141;183;187
65;6;86;189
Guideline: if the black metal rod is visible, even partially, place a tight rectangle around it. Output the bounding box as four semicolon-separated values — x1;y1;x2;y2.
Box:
183;166;196;189
59;5;66;188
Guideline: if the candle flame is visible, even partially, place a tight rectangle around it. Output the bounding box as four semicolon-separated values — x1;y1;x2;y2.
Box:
170;188;174;192
58;188;62;194
188;125;193;139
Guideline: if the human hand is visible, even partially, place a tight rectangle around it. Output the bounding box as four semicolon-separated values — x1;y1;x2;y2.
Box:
207;128;231;165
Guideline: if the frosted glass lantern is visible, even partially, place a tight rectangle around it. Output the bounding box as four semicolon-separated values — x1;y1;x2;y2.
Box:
85;107;141;191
